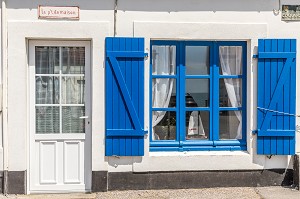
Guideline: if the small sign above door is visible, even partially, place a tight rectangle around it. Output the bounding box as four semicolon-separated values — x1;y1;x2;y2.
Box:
38;6;80;19
282;5;300;21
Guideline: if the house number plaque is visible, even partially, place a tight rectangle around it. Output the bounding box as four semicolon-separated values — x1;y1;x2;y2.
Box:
38;6;80;19
282;5;300;21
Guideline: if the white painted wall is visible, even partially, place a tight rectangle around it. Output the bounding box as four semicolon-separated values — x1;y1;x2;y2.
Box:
4;0;300;174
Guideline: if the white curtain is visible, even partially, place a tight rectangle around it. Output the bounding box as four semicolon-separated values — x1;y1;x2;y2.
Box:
219;46;242;139
36;47;60;133
152;46;176;140
61;47;85;133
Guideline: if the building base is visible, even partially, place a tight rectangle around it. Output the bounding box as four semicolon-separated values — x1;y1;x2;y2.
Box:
294;154;300;189
0;169;295;194
106;169;293;191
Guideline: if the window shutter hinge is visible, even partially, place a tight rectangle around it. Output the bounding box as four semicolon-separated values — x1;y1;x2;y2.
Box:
252;130;258;135
253;54;258;59
144;53;148;60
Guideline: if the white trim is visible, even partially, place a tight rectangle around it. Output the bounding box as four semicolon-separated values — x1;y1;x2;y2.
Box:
34;134;85;140
36;74;85;77
133;22;268;39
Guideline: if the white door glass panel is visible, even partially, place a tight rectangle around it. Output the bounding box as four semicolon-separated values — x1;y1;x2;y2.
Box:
62;47;85;74
62;76;85;104
36;106;60;134
35;76;59;104
62;106;85;133
36;47;60;74
29;41;91;193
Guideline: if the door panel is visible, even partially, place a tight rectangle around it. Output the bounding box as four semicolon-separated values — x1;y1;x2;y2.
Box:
63;141;83;184
29;41;91;193
39;141;57;184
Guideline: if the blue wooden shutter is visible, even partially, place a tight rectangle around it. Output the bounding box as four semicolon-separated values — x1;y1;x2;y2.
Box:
257;39;296;155
105;37;147;156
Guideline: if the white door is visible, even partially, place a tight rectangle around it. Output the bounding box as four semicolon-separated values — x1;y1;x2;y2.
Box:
29;41;91;193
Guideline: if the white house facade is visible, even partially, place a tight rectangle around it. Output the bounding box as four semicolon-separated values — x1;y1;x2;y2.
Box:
0;0;299;194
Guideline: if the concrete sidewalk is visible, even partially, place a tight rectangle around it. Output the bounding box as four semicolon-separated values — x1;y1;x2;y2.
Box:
0;187;299;199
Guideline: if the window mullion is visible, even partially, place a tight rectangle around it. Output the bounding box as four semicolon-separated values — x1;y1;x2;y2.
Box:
212;42;219;141
178;42;185;144
59;47;62;134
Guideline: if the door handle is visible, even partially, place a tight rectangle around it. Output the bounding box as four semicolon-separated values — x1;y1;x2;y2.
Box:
79;116;89;119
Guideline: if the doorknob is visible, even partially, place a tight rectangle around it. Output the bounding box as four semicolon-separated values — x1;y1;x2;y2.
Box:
79;116;89;119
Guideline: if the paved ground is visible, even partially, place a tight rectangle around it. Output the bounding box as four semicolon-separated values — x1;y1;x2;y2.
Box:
0;187;299;199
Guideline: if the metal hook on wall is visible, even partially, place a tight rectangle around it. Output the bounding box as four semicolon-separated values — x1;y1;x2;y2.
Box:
273;0;281;16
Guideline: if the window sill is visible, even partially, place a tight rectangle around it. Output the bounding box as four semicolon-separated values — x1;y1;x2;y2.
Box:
149;150;250;157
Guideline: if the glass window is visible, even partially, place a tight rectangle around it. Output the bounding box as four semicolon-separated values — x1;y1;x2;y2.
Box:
150;41;246;151
152;45;176;75
35;46;86;134
186;46;209;75
186;79;209;107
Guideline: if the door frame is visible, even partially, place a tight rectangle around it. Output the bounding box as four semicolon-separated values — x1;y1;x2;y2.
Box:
28;40;92;193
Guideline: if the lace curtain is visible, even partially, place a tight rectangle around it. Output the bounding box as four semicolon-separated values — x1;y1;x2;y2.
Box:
152;46;175;140
219;46;242;139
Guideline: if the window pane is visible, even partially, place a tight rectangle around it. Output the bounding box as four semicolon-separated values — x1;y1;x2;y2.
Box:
186;111;209;140
62;106;85;133
186;79;209;107
186;46;209;75
36;106;60;134
62;47;85;74
35;47;59;74
219;78;242;107
152;45;176;75
152;111;176;140
62;76;85;104
219;46;243;75
36;76;59;104
219;111;242;139
152;78;176;108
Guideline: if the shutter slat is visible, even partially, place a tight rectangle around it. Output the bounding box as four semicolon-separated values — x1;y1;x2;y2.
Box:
105;37;146;156
283;40;291;155
257;39;264;154
106;38;114;156
290;40;296;155
270;39;277;155
257;39;296;155
264;39;271;155
276;39;284;155
119;38;126;156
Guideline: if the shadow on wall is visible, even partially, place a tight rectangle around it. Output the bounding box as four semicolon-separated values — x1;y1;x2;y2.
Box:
105;156;142;168
118;0;279;12
8;0;280;12
6;0;114;10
